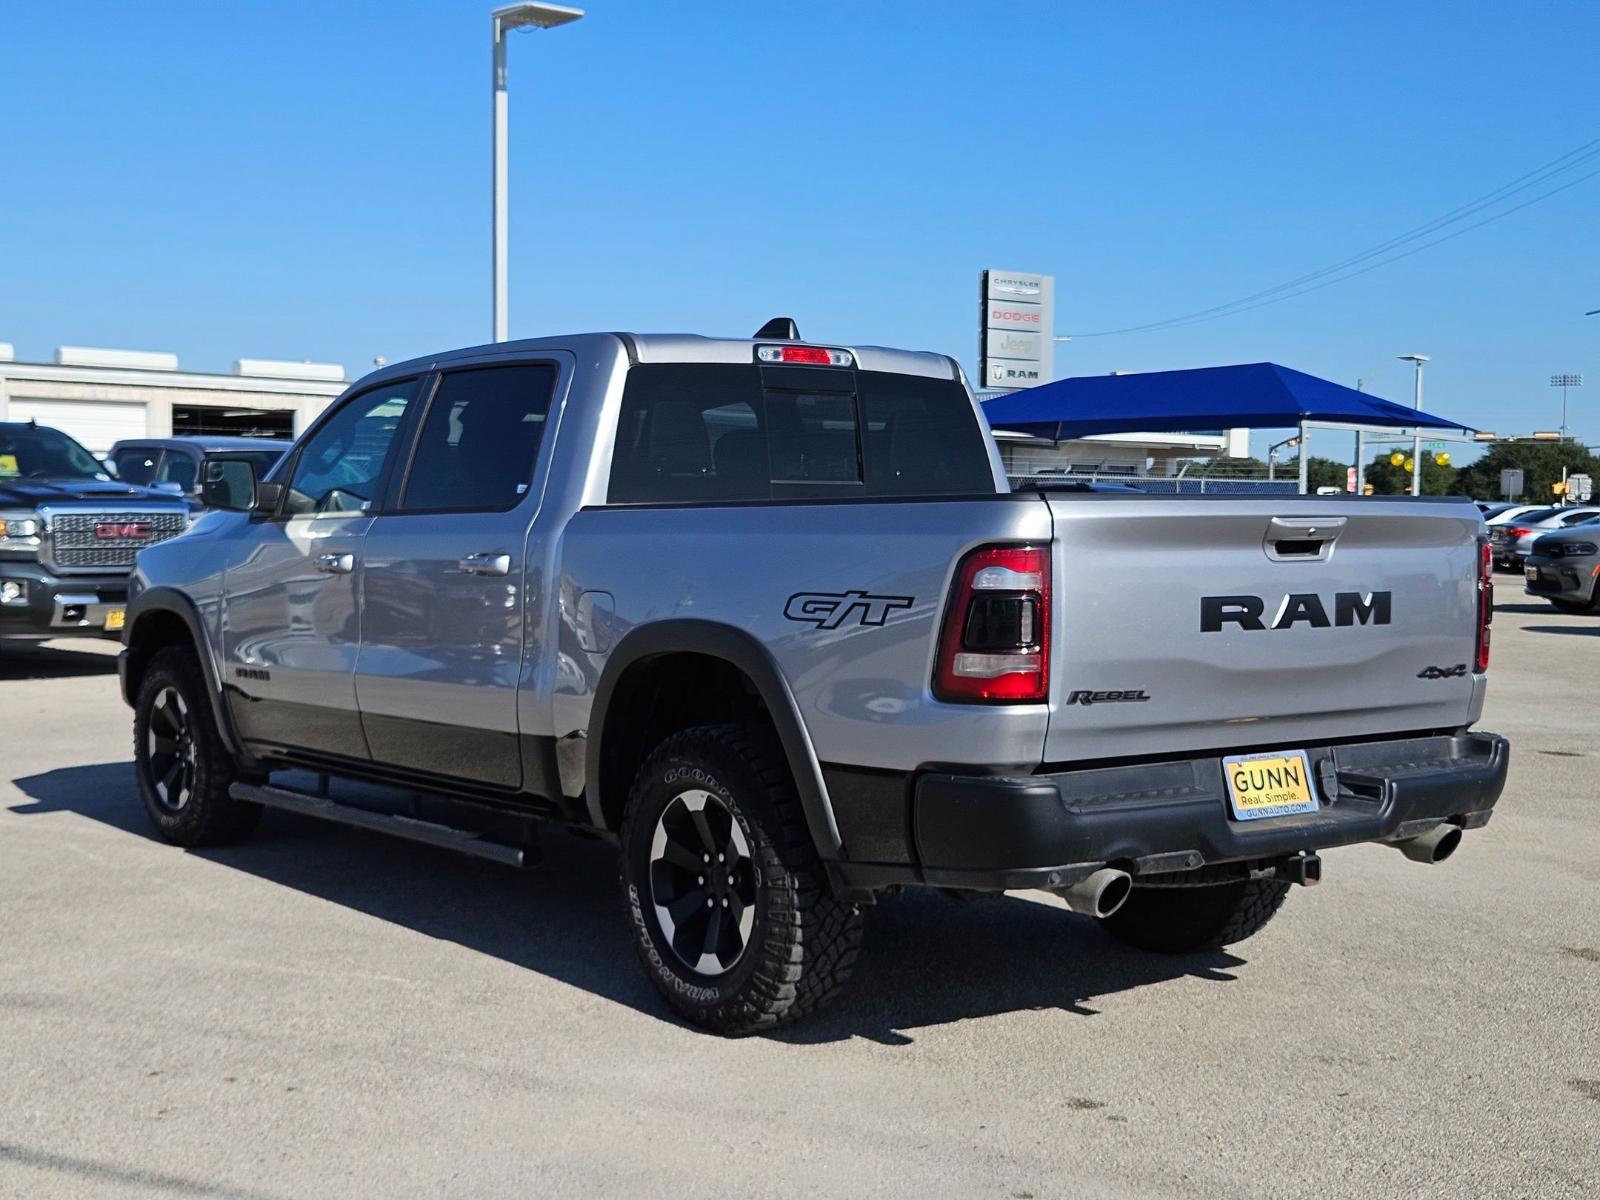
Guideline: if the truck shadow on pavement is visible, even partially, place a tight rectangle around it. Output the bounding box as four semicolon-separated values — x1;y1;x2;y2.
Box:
10;761;1247;1045
1522;624;1600;636
0;643;120;681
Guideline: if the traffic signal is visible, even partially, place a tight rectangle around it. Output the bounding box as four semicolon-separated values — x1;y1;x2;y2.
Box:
1389;452;1405;467
1436;452;1451;467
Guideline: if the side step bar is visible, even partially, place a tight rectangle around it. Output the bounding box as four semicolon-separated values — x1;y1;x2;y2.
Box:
230;782;535;868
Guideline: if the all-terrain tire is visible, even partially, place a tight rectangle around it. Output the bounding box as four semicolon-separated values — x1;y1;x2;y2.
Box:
1101;877;1291;954
133;646;262;847
620;724;863;1035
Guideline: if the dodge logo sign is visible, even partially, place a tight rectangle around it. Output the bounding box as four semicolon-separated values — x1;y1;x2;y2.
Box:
95;522;152;540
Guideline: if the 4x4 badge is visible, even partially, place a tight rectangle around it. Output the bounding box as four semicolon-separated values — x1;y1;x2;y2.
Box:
784;590;914;630
1416;663;1468;680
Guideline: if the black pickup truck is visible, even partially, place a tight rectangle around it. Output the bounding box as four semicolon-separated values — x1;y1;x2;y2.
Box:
0;421;190;644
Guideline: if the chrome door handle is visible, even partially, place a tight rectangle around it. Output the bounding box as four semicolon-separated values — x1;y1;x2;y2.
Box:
313;552;355;574
458;552;511;577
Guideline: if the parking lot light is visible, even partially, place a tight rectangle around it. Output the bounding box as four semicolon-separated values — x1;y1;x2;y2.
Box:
491;2;585;343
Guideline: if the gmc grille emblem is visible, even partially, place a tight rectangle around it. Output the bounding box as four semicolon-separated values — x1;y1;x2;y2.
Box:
95;521;152;540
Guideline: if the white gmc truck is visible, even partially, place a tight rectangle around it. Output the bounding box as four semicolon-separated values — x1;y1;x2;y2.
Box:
120;323;1509;1035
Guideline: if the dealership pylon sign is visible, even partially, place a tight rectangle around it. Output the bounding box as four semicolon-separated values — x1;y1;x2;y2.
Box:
980;270;1054;391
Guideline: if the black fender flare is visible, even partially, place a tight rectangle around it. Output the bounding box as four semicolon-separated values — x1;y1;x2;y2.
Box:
585;619;844;861
123;587;253;766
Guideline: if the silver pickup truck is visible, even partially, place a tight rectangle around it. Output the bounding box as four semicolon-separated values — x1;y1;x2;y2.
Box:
120;324;1508;1035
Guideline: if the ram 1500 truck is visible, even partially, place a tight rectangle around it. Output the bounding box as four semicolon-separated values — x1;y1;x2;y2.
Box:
120;325;1509;1035
1;422;190;644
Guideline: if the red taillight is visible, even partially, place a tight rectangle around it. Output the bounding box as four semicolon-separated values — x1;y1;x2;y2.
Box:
1506;526;1530;539
1476;537;1493;672
933;544;1050;703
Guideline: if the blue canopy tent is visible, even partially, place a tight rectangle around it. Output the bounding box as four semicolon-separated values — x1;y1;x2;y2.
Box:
979;362;1473;493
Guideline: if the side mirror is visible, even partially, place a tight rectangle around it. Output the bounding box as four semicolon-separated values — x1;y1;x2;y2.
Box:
201;457;261;512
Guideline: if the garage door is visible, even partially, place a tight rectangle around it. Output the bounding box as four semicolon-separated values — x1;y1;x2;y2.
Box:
6;400;150;456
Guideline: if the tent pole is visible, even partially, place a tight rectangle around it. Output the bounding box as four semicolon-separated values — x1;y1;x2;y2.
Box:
1355;430;1365;494
1297;423;1309;494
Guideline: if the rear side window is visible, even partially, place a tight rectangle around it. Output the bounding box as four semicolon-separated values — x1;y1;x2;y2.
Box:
607;363;993;504
400;364;558;512
114;448;160;485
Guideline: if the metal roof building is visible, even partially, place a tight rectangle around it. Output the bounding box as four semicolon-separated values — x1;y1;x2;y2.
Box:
0;343;348;454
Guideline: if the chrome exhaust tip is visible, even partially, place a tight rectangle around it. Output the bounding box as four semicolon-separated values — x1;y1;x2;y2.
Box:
1393;823;1463;865
1054;868;1134;919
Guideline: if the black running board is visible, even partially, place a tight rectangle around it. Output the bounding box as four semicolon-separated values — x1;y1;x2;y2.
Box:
230;782;534;868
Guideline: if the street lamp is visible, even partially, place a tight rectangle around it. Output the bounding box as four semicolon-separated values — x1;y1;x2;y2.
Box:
1550;373;1583;440
1396;354;1430;496
492;2;584;343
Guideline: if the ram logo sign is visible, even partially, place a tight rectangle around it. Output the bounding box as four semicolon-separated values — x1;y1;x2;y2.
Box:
1201;591;1392;632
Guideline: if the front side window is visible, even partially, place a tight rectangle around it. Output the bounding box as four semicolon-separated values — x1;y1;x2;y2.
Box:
400;364;558;512
284;380;418;516
157;451;199;493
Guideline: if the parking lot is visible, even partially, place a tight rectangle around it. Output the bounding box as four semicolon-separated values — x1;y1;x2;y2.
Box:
0;598;1594;1200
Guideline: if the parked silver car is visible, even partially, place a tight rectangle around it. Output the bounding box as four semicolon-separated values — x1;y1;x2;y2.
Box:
1492;505;1600;570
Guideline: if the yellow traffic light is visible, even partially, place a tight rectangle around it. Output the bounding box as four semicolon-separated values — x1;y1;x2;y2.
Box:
1403;457;1415;471
1436;452;1451;467
1389;452;1405;467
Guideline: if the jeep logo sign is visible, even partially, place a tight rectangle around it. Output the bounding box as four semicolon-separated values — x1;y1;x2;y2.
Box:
1201;591;1392;632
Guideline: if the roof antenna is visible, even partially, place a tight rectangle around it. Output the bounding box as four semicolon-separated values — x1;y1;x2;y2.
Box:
754;317;800;341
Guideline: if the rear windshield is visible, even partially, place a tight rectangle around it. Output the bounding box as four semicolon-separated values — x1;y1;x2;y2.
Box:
607;362;996;504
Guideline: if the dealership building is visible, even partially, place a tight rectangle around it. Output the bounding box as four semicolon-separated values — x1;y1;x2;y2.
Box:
0;343;348;454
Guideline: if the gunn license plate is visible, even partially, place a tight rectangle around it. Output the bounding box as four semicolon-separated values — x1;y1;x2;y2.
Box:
103;608;126;632
1223;750;1318;821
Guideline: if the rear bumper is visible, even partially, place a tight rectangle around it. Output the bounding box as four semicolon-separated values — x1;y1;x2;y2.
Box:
829;731;1509;894
0;560;129;641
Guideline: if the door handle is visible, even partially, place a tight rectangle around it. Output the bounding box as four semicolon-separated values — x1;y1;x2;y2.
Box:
458;552;511;577
313;552;355;574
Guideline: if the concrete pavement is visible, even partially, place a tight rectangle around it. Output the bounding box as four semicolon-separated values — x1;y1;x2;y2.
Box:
1;599;1595;1198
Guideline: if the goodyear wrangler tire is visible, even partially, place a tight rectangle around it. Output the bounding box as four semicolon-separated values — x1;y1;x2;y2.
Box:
1101;877;1291;954
133;646;262;847
620;724;863;1035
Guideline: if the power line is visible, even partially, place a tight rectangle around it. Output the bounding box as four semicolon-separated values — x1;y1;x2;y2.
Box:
1067;135;1600;337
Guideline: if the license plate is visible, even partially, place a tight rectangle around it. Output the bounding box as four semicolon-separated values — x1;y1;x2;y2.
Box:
1223;750;1318;821
103;608;125;631
1525;566;1539;581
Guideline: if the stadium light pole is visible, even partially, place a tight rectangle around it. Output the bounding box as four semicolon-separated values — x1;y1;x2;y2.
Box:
1551;373;1583;440
492;3;584;343
1397;354;1430;495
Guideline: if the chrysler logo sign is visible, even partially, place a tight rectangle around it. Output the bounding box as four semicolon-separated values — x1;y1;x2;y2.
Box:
95;521;152;540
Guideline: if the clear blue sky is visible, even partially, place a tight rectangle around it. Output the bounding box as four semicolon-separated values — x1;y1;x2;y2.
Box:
2;1;1597;457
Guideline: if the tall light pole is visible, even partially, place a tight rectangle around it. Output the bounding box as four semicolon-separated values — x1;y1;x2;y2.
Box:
1397;354;1430;495
492;3;584;343
1550;373;1583;440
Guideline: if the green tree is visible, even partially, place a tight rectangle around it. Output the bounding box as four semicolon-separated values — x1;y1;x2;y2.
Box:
1306;456;1349;491
1450;440;1600;503
1365;449;1457;495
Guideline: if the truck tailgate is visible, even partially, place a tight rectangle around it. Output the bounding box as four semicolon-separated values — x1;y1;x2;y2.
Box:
1043;495;1485;764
